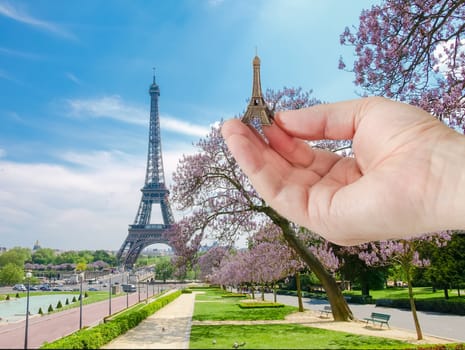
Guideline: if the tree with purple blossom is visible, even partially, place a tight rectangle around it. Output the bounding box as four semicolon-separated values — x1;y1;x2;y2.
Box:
346;232;451;340
339;0;465;132
198;245;229;282
170;87;353;320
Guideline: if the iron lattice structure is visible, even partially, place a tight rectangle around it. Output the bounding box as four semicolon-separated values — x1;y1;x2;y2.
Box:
241;55;274;126
117;74;175;268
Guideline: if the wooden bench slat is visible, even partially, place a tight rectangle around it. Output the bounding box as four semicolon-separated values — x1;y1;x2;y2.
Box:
363;312;391;328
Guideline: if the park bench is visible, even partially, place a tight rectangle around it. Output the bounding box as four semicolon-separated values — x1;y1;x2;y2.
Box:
319;305;332;317
363;312;391;328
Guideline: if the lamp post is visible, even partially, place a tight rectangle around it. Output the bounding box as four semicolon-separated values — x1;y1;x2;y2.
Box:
108;275;112;316
138;276;141;303
146;280;149;303
24;271;32;349
79;272;84;329
126;273;129;308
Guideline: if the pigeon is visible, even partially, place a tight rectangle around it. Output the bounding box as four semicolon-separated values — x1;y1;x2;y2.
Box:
212;339;217;344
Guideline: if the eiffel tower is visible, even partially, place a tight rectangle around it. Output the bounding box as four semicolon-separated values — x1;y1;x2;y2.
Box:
241;54;274;126
117;72;174;268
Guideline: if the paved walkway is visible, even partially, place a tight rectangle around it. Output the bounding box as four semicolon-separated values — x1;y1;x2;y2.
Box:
102;292;196;349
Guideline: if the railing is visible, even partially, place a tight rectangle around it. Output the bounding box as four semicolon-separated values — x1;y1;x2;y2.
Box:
129;224;168;230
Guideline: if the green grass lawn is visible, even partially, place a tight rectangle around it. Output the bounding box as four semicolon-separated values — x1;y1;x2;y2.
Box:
194;300;297;321
193;287;297;321
190;287;463;349
189;324;415;349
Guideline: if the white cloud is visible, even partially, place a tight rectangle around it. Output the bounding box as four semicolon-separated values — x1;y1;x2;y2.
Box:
65;72;82;86
66;95;211;137
0;68;20;84
161;115;210;137
0;140;196;251
0;1;77;40
0;46;44;60
66;95;147;125
0;148;6;158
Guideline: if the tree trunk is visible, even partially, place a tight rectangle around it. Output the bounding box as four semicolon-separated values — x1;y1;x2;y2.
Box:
273;284;277;303
361;282;370;297
296;271;304;312
261;285;265;301
265;207;353;321
406;268;423;340
444;287;449;299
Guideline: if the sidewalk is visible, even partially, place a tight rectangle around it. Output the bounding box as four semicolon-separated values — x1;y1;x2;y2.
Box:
102;292;196;349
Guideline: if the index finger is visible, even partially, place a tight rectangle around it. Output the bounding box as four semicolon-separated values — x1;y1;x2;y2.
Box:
274;98;376;141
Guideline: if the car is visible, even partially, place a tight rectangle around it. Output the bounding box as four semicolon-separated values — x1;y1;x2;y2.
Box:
28;285;39;291
39;284;51;291
102;284;108;287
13;284;27;291
52;287;63;291
121;284;137;293
88;287;98;291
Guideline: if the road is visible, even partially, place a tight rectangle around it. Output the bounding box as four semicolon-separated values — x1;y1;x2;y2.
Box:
0;283;175;349
265;293;465;342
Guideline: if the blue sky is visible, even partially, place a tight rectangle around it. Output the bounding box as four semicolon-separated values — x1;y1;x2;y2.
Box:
0;0;377;251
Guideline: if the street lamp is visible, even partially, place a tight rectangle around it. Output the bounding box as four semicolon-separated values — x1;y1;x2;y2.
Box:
24;271;32;349
79;272;84;329
126;273;129;308
138;276;141;303
146;280;149;303
108;275;112;316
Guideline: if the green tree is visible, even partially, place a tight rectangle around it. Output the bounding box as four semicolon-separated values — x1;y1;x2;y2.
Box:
337;251;388;296
154;259;174;283
0;263;25;285
75;262;87;273
78;250;94;264
55;251;80;264
0;247;31;267
424;232;465;298
32;248;56;265
92;250;117;266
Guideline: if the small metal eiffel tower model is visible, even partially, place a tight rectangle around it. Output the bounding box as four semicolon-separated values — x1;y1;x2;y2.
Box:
116;72;175;268
241;54;274;126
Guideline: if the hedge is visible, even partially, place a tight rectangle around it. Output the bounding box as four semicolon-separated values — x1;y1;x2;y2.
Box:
276;289;327;300
40;290;182;349
221;293;247;298
347;295;375;304
238;302;284;308
375;298;465;315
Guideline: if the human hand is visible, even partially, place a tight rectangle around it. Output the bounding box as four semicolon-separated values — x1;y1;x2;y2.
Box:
222;97;465;245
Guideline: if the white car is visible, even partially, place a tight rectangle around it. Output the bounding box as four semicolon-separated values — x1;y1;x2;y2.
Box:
13;284;27;291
